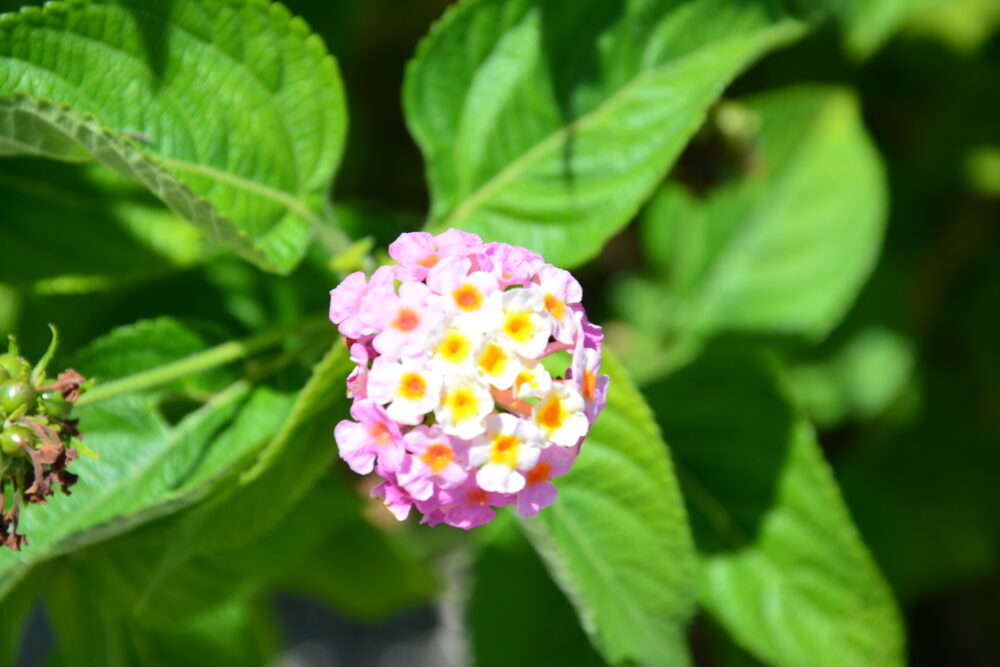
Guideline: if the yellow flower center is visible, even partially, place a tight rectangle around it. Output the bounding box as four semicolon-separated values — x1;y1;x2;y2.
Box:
399;372;427;400
446;386;478;421
478;343;507;376
504;313;533;342
437;331;471;363
490;435;519;467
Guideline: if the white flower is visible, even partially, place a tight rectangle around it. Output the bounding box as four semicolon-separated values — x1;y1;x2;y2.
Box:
434;374;494;439
469;414;543;493
533;382;589;447
367;356;442;425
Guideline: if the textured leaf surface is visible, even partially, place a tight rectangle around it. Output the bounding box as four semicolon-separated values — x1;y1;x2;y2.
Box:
647;349;904;667
641;86;886;342
0;0;346;273
404;0;803;268
520;350;697;666
0;319;294;599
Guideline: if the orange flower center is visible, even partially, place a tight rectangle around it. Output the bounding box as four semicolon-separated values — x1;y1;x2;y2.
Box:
369;421;393;446
537;396;564;431
526;462;551;487
417;253;440;269
453;283;482;311
421;443;454;473
582;370;596;401
544;293;566;321
468;488;489;506
393;308;420;332
478;344;506;376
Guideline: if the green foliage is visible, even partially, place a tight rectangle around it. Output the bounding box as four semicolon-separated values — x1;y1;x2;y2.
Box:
647;349;904;666
0;0;995;663
0;0;347;274
0;159;205;294
521;350;697;666
470;514;606;667
640;86;885;345
404;0;804;267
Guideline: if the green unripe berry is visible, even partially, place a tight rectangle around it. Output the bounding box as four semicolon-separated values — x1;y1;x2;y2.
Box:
0;380;36;416
0;354;30;382
39;390;72;420
0;367;9;384
0;424;36;457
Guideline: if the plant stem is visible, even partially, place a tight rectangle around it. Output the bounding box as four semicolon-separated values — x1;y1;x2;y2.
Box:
76;317;333;407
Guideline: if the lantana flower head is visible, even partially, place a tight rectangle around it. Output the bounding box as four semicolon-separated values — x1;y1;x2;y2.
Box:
329;230;609;529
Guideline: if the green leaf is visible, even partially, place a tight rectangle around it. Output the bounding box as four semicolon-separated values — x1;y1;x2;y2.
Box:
470;514;606;667
0;573;39;667
0;159;204;294
404;0;804;268
43;558;279;667
520;349;697;666
146;342;352;561
646;348;904;667
0;318;295;600
67;477;345;627
641;86;886;346
789;326;916;427
0;0;346;274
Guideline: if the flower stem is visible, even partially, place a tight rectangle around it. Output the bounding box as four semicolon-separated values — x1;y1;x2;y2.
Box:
76;317;332;407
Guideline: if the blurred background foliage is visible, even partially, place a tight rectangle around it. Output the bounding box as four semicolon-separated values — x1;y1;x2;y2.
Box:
0;0;997;665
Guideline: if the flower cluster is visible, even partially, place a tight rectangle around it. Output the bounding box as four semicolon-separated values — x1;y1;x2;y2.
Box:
329;230;609;529
0;328;88;550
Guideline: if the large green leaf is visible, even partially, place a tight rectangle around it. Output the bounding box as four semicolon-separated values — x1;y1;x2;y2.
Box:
646;348;904;667
145;342;352;563
470;515;606;667
0;159;205;293
404;0;804;268
519;350;697;666
640;86;886;346
0;0;346;273
0;318;298;600
43;559;279;667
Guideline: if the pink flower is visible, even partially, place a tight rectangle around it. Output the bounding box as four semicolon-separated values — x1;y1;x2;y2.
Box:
426;256;500;321
435;478;514;530
536;264;583;344
396;426;469;500
371;476;413;521
328;266;395;338
371;281;441;358
477;242;544;288
389;230;484;280
569;311;610;422
333;399;405;474
516;445;577;517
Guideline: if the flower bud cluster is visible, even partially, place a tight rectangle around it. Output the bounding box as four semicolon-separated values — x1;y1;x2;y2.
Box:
0;329;87;550
329;230;609;529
